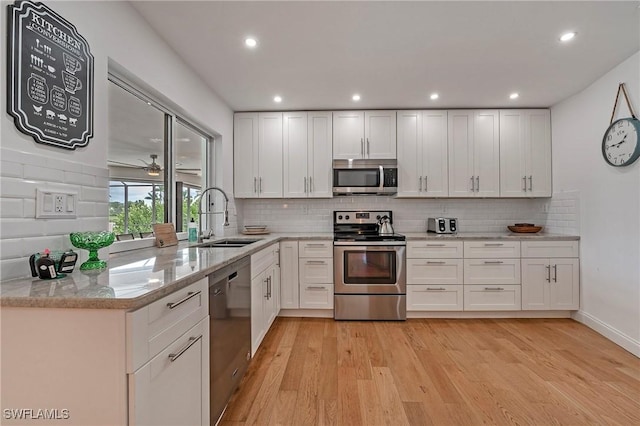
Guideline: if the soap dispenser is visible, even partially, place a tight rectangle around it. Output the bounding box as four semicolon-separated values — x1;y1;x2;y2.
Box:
188;218;198;242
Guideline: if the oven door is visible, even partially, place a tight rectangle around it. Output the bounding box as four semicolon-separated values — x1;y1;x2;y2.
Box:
334;244;406;294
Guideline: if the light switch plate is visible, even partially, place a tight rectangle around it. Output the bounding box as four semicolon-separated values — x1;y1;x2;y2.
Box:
36;189;77;219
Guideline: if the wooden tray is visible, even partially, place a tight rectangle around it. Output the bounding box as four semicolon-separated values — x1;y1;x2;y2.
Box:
152;223;178;247
508;225;543;233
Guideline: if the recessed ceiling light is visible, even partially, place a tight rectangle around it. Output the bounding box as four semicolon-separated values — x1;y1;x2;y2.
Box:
352;94;361;101
510;92;520;100
273;95;282;103
430;93;439;100
245;38;257;48
559;32;576;42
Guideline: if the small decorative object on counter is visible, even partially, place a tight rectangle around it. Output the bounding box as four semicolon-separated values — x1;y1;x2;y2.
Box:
508;223;543;233
70;231;115;270
33;249;56;279
28;249;78;279
188;218;198;242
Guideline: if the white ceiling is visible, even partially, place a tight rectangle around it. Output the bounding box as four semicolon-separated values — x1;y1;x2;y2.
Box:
131;1;640;111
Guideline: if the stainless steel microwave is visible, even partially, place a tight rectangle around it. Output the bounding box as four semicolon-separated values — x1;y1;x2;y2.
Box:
332;159;398;195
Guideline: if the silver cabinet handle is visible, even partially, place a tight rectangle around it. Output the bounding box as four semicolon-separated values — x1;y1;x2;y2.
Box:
426;261;446;264
367;138;370;156
213;288;223;297
259;177;263;193
483;287;504;291
305;243;327;248
306;260;327;265
166;291;200;309
470;176;475;192
424;175;428;192
419;176;422;192
254;177;257;193
263;278;269;298
483;261;504;264
307;286;326;291
476;176;480;192
552;264;557;282
168;335;202;362
528;175;533;191
483;243;504;247
379;165;384;192
425;243;446;247
268;276;272;299
361;138;364;156
425;287;446;291
304;177;307;193
546;265;551;282
309;176;313;193
523;176;527;191
276;249;280;267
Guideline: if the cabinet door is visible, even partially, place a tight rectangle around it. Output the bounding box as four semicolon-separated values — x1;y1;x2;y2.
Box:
549;258;579;310
527;110;552;197
283;112;308;198
299;258;333;284
407;285;463;311
448;110;474;197
129;318;209;426
407;259;463;285
397;110;422;197
464;258;521;285
299;284;334;309
308;112;333;198
364;110;396;159
422;110;449;197
499;110;527;197
463;285;521;311
521;258;550;310
279;241;299;309
258;112;283;197
333;111;364;159
473;110;500;197
264;266;278;328
234;113;259;198
251;272;267;356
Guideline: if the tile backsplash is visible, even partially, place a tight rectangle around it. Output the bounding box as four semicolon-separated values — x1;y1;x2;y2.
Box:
238;194;580;235
0;148;109;280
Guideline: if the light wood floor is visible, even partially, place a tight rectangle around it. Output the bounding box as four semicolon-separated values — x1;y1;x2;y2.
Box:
220;318;640;425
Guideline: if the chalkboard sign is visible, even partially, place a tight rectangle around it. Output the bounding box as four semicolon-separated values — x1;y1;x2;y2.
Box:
7;1;94;150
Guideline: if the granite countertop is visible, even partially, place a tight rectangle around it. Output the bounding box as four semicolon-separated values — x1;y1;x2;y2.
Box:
403;232;580;241
0;233;332;310
0;231;577;310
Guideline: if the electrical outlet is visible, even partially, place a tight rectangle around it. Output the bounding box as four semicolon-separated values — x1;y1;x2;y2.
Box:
36;189;77;219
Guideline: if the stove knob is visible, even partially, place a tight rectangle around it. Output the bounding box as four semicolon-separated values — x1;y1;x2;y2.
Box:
345;215;350;220
338;215;343;220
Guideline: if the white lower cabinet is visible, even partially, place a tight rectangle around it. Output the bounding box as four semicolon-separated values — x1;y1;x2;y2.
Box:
300;284;334;309
407;285;463;311
464;285;522;311
463;258;521;286
298;240;334;310
522;258;579;310
251;244;281;356
279;241;300;309
129;317;209;426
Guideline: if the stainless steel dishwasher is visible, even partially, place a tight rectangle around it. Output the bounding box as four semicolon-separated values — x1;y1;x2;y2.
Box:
209;256;251;424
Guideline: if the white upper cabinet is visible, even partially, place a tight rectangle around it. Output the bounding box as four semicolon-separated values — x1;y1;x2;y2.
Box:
397;110;448;197
283;112;333;198
500;109;551;197
448;110;499;197
234;112;283;198
333;111;396;159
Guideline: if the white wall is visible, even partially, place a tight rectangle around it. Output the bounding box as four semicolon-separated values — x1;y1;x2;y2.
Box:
0;1;233;280
551;52;640;356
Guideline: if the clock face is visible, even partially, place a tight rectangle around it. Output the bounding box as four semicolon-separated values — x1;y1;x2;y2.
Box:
602;118;640;167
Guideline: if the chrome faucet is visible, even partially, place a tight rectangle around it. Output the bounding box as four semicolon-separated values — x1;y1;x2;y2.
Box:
197;186;230;243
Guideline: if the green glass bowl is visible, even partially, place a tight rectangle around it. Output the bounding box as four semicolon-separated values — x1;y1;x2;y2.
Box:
70;231;115;270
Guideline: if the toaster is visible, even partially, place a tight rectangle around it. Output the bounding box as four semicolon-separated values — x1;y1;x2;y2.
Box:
427;217;458;234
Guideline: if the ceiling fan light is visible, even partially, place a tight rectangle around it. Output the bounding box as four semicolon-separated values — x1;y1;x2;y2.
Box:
147;170;160;176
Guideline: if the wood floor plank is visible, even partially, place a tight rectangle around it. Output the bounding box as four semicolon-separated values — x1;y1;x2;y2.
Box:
220;318;640;425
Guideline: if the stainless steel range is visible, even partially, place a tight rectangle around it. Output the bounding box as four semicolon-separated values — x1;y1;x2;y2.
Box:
333;210;406;320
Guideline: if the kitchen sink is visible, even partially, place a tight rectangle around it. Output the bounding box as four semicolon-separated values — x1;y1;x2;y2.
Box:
197;238;262;248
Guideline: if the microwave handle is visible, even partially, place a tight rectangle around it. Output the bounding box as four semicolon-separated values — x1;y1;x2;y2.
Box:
379;165;384;191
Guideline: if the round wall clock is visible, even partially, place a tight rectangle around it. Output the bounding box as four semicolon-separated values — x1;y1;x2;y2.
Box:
601;117;640;167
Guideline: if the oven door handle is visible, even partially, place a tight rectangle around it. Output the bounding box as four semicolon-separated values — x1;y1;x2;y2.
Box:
333;241;406;247
379;165;384;192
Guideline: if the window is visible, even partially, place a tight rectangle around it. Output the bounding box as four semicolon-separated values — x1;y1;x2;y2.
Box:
108;77;214;236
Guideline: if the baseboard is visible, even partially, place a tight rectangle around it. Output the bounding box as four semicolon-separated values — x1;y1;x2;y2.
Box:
407;310;572;319
278;309;334;318
572;310;640;357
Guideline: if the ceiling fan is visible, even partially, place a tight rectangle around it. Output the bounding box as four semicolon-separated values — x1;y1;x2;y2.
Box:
108;154;201;176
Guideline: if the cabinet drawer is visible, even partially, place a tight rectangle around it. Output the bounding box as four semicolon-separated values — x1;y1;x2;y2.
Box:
463;285;521;311
299;284;334;309
407;285;463;311
251;243;278;279
299;240;333;258
464;259;521;285
521;241;579;258
464;241;520;258
127;278;208;373
299;258;333;283
407;241;463;258
407;259;463;285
